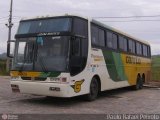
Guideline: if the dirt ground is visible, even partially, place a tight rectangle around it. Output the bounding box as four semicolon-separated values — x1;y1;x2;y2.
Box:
0;76;160;115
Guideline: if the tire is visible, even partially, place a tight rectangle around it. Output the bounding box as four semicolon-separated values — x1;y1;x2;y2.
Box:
85;77;99;101
139;77;143;89
133;76;143;90
142;75;145;84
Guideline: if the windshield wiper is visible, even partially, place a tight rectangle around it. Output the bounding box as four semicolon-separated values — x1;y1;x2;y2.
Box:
19;42;34;72
35;39;48;73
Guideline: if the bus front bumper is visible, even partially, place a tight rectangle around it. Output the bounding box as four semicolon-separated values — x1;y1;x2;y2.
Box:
10;81;71;97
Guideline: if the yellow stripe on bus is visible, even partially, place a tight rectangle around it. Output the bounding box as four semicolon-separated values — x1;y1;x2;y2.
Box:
121;54;151;85
10;71;41;77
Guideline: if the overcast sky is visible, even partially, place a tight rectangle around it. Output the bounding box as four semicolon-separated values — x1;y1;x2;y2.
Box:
0;0;160;55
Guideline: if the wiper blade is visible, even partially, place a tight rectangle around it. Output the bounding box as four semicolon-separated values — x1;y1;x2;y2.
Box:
35;38;48;73
19;42;35;72
18;60;26;72
39;56;48;72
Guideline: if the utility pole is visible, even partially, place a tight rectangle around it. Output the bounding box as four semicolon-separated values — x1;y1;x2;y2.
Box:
6;0;13;72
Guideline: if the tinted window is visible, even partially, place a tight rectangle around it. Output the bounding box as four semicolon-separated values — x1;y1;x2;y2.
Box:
91;25;105;46
71;18;88;76
99;29;105;46
136;42;142;55
112;34;118;49
91;25;99;45
129;40;135;53
72;38;81;56
143;45;148;56
73;18;88;38
106;32;117;49
147;46;151;57
119;36;127;51
18;18;72;34
123;38;128;51
106;31;112;48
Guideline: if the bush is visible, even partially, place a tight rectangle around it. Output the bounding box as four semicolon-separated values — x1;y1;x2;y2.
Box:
0;60;9;76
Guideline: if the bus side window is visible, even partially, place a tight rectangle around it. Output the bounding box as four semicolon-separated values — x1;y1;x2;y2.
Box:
106;31;117;50
112;34;118;49
70;37;83;76
91;25;99;45
98;29;105;47
119;36;127;52
142;44;148;57
106;31;113;48
129;39;136;54
136;42;142;55
147;46;151;57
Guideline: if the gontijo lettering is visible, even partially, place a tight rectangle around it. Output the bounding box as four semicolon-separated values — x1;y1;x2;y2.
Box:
126;56;141;64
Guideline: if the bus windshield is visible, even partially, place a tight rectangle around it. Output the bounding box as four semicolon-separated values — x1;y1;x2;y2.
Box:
17;18;71;34
12;36;70;72
12;17;88;74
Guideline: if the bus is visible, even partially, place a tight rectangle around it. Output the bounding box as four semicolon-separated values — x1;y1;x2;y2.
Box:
7;14;151;101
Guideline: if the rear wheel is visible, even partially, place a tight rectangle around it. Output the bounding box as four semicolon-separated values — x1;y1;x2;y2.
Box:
142;74;145;84
85;77;99;101
133;75;143;90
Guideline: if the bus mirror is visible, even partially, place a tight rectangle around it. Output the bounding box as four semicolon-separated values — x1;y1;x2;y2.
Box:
7;40;15;58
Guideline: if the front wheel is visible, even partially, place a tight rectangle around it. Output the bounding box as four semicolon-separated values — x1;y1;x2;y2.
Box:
85;77;99;101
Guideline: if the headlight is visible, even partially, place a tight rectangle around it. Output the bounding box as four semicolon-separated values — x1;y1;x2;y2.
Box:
11;76;19;80
50;77;68;83
50;77;61;82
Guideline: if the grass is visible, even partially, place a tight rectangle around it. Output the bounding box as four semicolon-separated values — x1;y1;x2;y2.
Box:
0;59;9;76
151;55;160;81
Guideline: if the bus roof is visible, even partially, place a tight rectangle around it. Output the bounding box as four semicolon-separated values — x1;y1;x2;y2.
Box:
20;14;89;21
20;14;149;45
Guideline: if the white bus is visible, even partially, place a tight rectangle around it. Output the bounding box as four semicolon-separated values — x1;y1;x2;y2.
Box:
8;14;151;101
